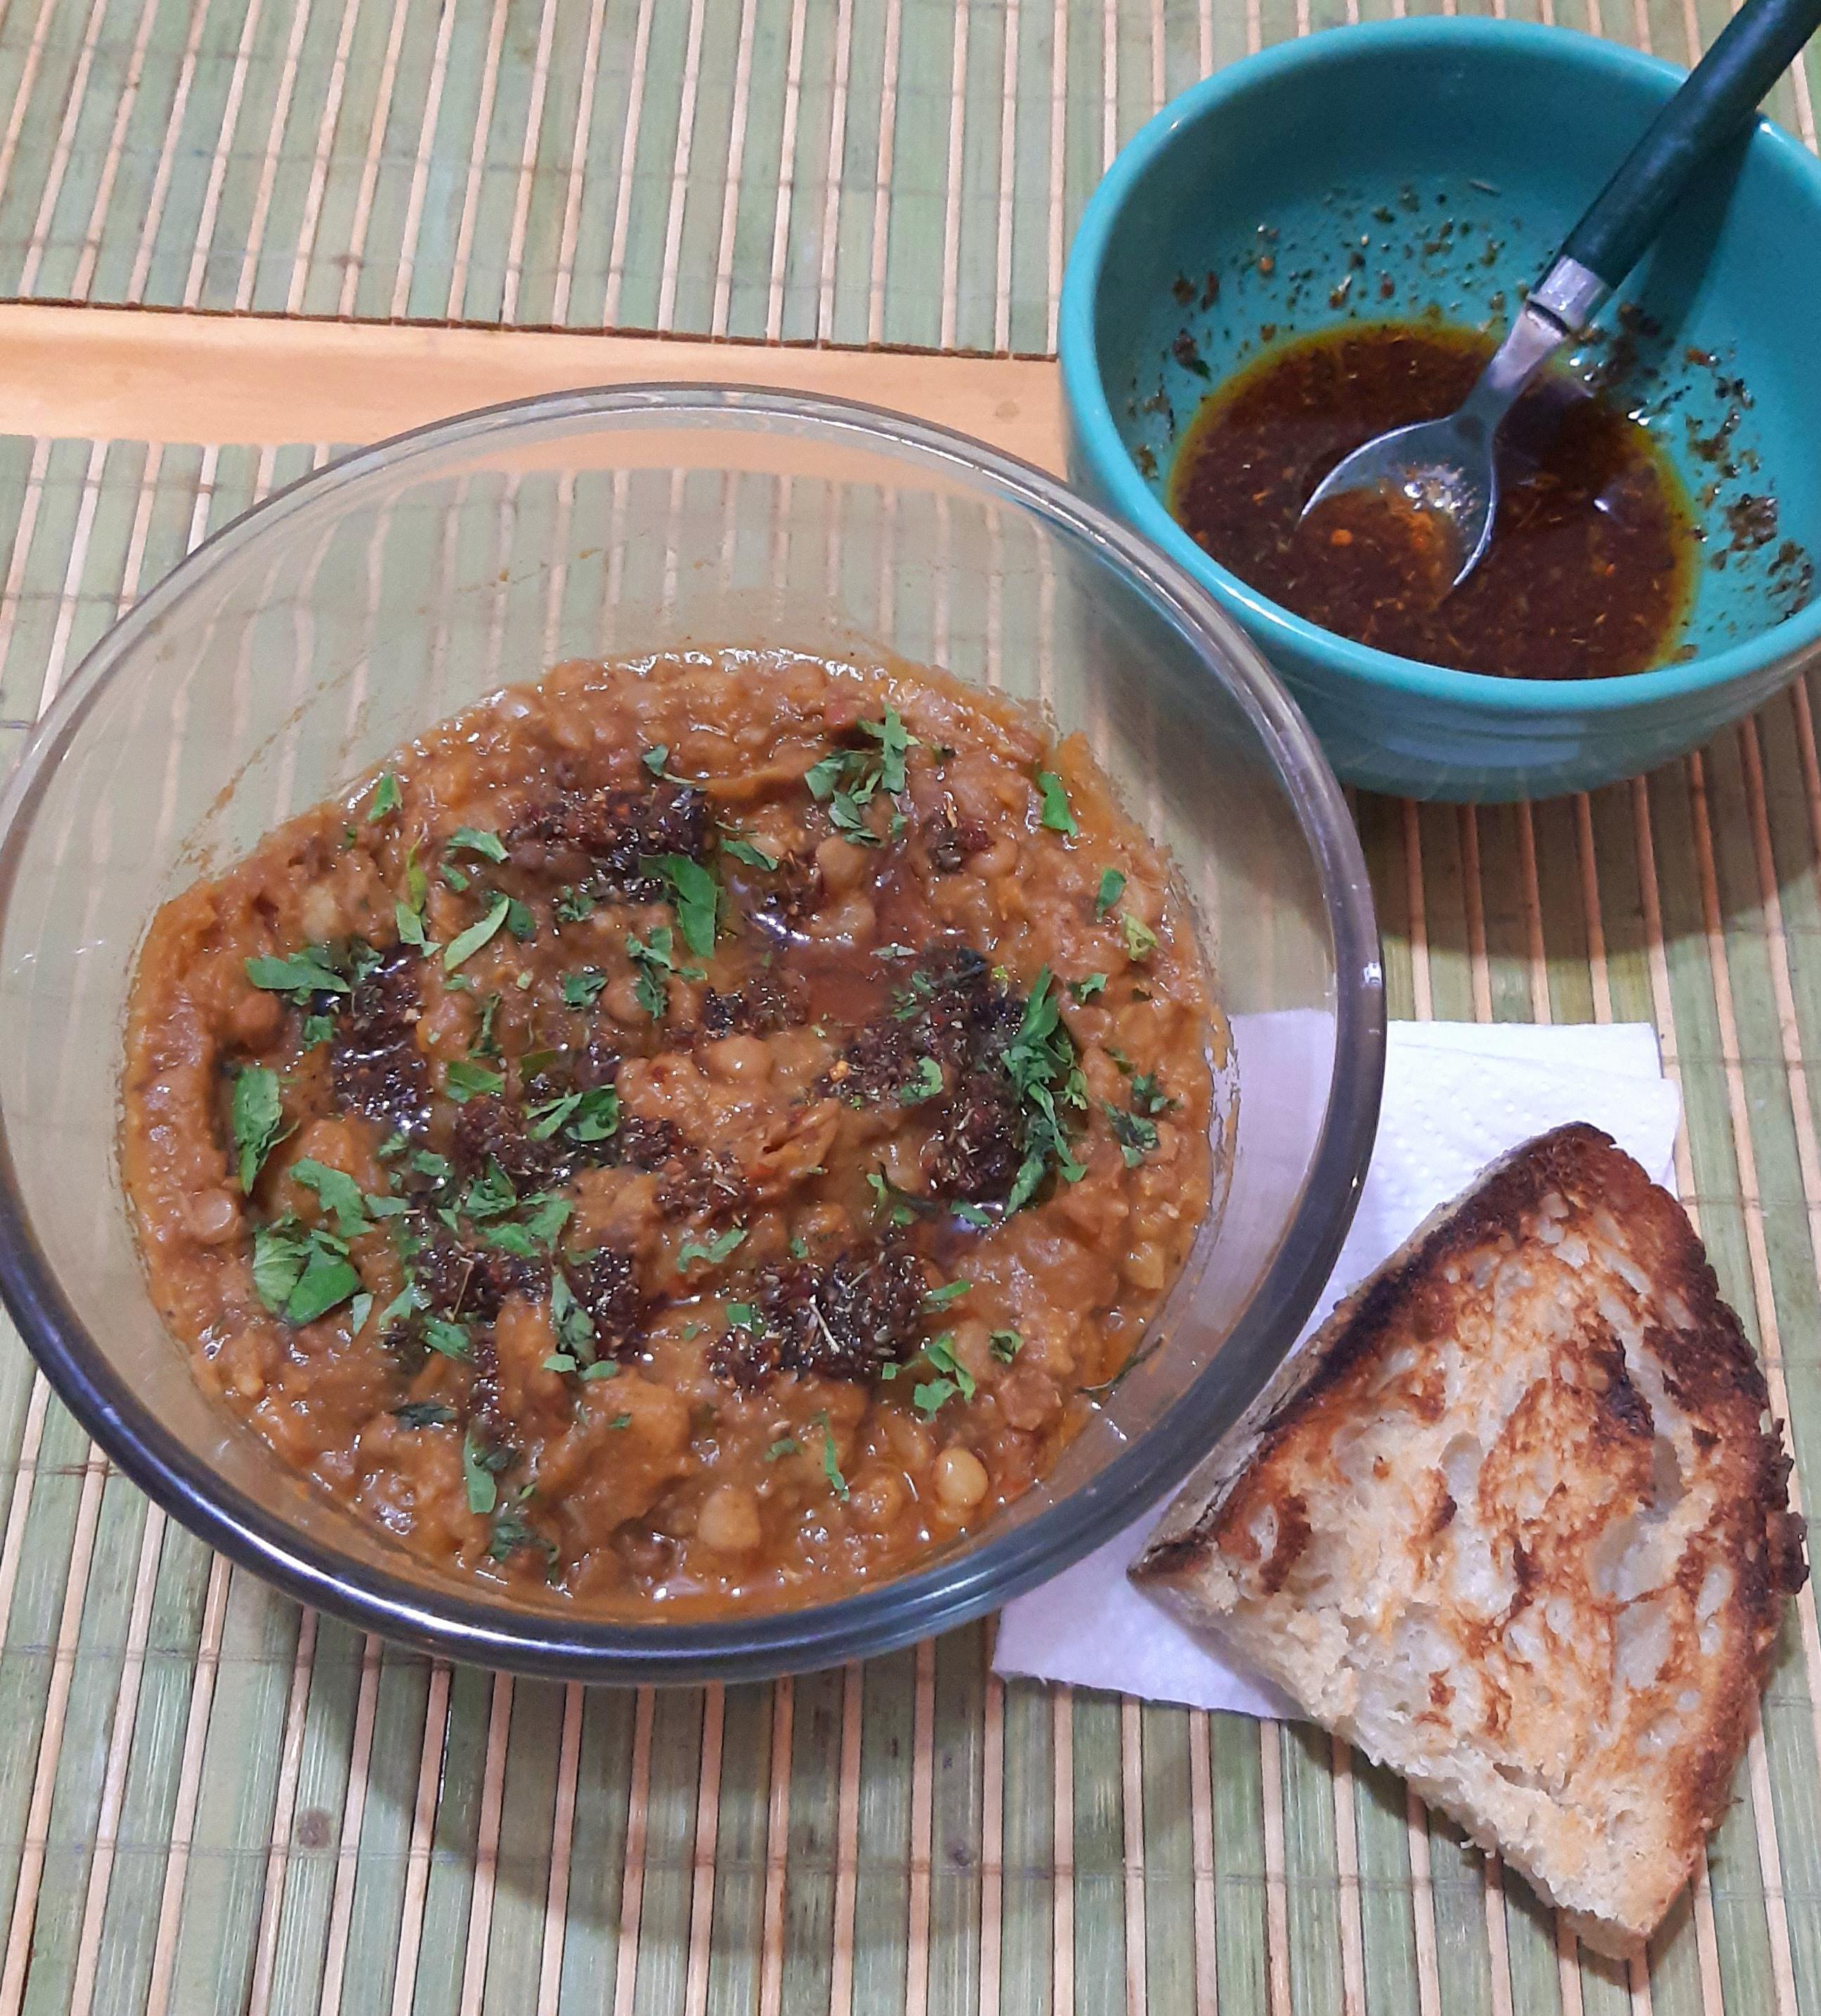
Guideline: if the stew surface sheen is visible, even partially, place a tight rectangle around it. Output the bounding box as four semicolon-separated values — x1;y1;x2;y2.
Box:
122;650;1213;1614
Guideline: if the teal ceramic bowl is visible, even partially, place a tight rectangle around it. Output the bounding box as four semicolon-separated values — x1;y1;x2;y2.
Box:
1060;20;1821;801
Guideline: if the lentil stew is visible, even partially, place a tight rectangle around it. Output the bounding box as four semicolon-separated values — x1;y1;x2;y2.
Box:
121;650;1214;1614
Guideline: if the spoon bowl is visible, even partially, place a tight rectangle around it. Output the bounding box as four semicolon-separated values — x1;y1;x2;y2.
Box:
1299;419;1495;595
1291;280;1616;600
1294;287;1569;595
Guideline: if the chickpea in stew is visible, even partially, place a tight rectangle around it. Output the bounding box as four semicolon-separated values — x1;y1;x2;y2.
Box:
122;650;1213;1612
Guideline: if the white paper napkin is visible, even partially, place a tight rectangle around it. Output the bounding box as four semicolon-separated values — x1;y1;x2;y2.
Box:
991;1020;1684;1718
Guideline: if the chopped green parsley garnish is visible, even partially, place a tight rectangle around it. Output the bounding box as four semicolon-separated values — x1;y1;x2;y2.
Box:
1120;912;1158;961
765;1436;800;1462
561;968;608;1009
462;1429;511;1515
250;1219;307;1310
244;949;352;1001
804;707;913;847
526;1085;619;1144
923;1279;971;1311
1036;771;1077;835
525;1195;573;1246
898;1056;944;1105
804;745;880;846
457;1164;518;1220
677;1225;748;1272
423;1318;474;1361
658;853;719;958
815;1413;849;1499
990;1329;1024;1363
549;1270;596;1362
1105;1102;1160;1167
487;1507;557;1571
472;993;502;1058
866;1169;921;1226
899;1334;977;1420
252;1215;361;1326
891;971;938;1021
366;773;402;822
443;894;511;971
444;1059;506;1103
484;1196;570;1255
627;923;701;1019
375;1285;417;1333
396;898;434;953
1000;967;1088;1212
1095;868;1126;917
449;825;508;863
1130;1072;1177;1116
910;1380;956;1420
627;929;670;1019
720;834;779;870
231;1065;285;1192
289;1158;372;1236
1069;974;1107;1002
299;1012;336;1049
859;705;913;792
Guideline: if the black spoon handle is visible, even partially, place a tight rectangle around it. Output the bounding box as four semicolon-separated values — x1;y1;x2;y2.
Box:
1560;0;1821;289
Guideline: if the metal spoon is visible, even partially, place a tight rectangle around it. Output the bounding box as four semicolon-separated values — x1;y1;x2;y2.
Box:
1300;0;1821;592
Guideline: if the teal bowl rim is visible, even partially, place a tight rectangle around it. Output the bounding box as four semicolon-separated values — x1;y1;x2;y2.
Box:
1059;17;1821;716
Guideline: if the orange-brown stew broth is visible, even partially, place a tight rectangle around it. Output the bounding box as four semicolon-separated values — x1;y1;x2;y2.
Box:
122;651;1212;1612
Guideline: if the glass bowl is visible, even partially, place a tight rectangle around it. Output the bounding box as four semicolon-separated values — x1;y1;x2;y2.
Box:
0;387;1383;1681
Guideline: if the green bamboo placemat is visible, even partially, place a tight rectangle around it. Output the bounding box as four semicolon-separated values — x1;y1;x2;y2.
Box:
1;425;1820;2016
1;0;1820;2010
0;0;1812;353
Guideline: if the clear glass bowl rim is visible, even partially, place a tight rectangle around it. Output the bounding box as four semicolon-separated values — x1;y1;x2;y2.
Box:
0;384;1385;1681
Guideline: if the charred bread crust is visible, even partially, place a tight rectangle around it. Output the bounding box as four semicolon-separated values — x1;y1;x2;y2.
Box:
1137;1124;1806;1620
1133;1123;1807;1950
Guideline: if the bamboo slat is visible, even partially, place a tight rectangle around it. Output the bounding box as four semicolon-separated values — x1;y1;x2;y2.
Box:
0;1;1817;2010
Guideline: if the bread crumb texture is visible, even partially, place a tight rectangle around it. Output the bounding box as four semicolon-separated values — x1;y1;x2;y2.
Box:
1134;1123;1808;1956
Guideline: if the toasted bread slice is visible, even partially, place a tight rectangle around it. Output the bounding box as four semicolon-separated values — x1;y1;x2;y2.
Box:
1132;1124;1806;1955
